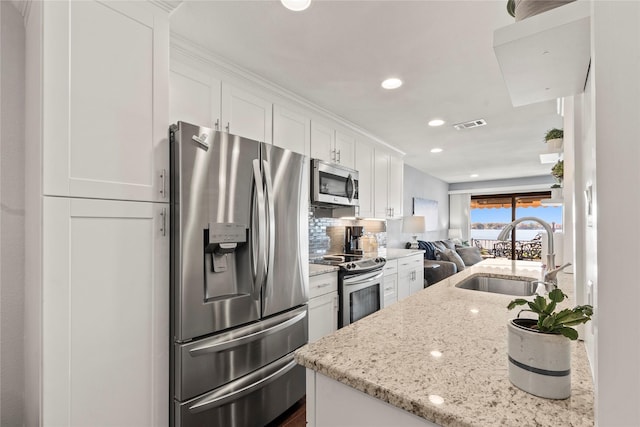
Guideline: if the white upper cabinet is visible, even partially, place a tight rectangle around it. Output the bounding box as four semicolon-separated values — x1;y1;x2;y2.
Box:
273;104;311;156
388;154;404;218
221;83;273;144
170;61;222;130
310;121;355;169
355;140;374;218
374;149;404;219
42;1;169;202
334;130;355;169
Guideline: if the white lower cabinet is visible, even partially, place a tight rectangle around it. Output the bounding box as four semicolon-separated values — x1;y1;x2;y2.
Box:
308;272;338;343
398;254;425;300
383;260;398;307
42;197;169;427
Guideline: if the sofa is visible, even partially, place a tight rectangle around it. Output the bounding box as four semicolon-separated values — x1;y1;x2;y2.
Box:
415;239;484;286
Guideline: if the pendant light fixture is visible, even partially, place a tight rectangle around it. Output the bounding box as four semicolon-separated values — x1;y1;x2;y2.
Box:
281;0;311;11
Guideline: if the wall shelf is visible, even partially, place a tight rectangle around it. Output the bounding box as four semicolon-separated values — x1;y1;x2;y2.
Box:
493;0;591;107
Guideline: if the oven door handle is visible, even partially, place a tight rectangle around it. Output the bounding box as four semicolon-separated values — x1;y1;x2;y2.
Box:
343;270;383;286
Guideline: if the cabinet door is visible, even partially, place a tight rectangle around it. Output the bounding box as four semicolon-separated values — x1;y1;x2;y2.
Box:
221;83;273;143
388;155;404;218
383;274;398;308
355;140;374;218
273;104;311;156
308;292;338;343
42;1;169;202
310;120;335;163
170;61;222;130
397;269;411;301
409;267;424;295
42;197;169;427
334;130;355;169
374;149;390;218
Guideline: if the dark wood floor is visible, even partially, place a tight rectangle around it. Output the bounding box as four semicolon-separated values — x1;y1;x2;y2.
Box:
267;397;306;427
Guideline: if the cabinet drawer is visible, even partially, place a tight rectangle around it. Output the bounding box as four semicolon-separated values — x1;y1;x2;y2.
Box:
309;273;338;299
383;259;398;276
398;254;423;270
383;278;397;299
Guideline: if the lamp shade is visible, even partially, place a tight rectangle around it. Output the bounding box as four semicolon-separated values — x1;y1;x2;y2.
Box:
281;0;311;11
403;216;426;234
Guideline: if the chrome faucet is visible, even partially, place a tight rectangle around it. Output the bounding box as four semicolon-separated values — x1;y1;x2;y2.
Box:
497;216;555;268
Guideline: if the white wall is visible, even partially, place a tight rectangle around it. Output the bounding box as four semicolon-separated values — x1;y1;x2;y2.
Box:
590;2;640;425
0;2;25;425
387;164;449;249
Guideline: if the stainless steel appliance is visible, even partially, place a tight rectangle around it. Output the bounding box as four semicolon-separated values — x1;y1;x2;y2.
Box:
310;159;359;207
312;255;385;328
170;122;309;427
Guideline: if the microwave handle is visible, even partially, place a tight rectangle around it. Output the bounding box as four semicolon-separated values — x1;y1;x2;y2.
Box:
347;173;356;202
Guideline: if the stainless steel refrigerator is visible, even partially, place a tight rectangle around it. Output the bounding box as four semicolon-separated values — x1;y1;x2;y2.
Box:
169;122;309;427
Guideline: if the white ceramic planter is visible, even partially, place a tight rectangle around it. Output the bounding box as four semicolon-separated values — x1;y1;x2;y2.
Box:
546;138;563;153
507;319;571;399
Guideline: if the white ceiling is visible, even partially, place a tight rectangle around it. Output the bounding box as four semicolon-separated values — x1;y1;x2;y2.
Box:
170;0;563;184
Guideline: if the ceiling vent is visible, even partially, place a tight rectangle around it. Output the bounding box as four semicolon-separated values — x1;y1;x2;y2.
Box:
453;119;487;130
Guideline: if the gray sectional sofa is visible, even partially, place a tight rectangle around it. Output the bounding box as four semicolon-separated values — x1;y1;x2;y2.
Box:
416;240;484;286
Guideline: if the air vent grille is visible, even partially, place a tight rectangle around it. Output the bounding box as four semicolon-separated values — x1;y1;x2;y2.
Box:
453;119;487;130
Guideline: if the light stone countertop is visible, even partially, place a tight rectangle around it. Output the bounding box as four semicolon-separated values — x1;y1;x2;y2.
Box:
309;263;339;277
295;258;594;427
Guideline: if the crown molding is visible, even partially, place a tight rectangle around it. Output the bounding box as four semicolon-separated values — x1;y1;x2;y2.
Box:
170;32;405;156
147;0;183;14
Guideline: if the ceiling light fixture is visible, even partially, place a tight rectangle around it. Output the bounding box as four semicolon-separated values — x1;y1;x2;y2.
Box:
381;78;403;90
280;0;311;11
470;174;479;178
430;148;443;153
428;119;445;127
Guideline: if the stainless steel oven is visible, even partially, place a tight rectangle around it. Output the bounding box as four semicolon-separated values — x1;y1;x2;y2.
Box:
311;159;359;207
339;268;384;328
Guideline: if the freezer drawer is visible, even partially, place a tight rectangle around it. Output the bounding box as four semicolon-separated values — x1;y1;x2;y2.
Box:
174;352;305;427
174;305;308;401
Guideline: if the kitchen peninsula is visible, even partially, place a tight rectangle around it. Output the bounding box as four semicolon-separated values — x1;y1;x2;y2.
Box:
295;259;594;427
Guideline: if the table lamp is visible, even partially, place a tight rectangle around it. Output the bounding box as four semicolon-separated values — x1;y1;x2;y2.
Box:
403;216;426;249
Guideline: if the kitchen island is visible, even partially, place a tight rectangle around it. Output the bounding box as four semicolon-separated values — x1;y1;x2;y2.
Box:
295;259;594;427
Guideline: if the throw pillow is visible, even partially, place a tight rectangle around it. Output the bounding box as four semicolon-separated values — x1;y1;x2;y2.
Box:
456;246;483;266
440;248;465;272
440;240;457;251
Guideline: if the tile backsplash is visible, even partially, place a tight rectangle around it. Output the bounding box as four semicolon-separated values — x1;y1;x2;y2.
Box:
308;208;386;258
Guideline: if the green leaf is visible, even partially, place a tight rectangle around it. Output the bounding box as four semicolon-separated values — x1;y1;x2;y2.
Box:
529;295;547;314
540;313;556;331
507;299;529;310
543;300;557;316
556;327;579;340
548;288;566;303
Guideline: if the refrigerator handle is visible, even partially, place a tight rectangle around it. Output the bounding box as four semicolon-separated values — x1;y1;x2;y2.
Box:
262;160;276;299
251;159;268;294
186;353;298;414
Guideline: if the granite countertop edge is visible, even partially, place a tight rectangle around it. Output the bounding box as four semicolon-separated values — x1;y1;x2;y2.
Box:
296;259;594;427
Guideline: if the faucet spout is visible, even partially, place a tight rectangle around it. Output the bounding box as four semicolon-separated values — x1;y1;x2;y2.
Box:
497;216;556;269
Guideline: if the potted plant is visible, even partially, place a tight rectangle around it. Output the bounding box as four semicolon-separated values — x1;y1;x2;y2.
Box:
551;159;563;185
544;128;564;152
507;0;576;22
506;289;593;399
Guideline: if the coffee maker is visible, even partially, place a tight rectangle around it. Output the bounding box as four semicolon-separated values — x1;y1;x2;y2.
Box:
344;226;364;254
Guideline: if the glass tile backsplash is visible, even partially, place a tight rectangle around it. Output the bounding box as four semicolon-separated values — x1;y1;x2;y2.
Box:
308;208;386;257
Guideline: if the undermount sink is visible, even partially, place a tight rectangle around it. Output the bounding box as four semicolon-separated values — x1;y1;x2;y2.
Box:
455;274;536;296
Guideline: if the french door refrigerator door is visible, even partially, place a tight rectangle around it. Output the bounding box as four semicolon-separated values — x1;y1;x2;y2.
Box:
260;143;309;318
171;122;261;342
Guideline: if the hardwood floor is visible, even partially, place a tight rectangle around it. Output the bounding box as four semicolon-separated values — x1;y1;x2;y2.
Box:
267;397;306;427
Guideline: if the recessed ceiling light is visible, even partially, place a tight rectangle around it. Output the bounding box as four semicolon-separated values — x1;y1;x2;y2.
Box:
470;174;479;178
428;119;445;127
430;148;443;153
381;78;403;90
430;350;443;358
280;0;311;11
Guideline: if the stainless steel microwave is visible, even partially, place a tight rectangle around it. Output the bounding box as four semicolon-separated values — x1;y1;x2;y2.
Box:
311;159;359;207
